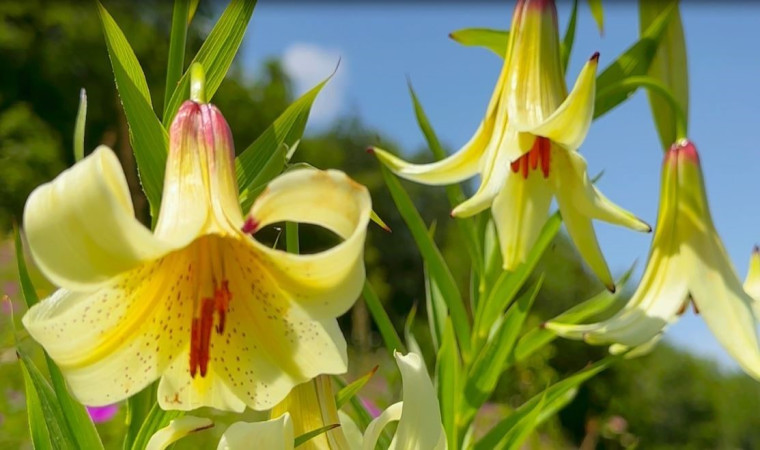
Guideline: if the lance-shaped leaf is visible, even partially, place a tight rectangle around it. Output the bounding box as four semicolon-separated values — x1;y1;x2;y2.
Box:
378;163;472;356
97;2;169;218
436;319;460;449
163;0;257;125
448;27;509;57
362;280;405;358
237;77;329;210
164;0;193;111
594;2;675;118
474;357;617;449
560;0;579;72
335;366;378;409
74;88;87;162
639;0;689;149
587;0;604;34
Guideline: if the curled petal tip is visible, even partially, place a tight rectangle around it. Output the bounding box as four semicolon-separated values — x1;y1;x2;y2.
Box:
366;147;376;155
241;217;259;234
753;244;760;254
539;322;547;329
607;283;616;294
590;51;600;62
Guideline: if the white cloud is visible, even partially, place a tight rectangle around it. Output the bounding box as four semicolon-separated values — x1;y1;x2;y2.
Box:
282;43;347;128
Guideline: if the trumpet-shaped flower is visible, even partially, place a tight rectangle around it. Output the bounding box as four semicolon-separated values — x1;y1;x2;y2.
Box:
744;247;760;304
220;351;446;450
547;140;760;379
22;99;371;411
370;0;649;289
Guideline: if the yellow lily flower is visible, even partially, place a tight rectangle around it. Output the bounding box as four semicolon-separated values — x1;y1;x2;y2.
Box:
547;140;760;379
21;98;371;411
146;416;214;450
222;351;446;450
371;0;649;289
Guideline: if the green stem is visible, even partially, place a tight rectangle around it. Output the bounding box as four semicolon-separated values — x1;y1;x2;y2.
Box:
164;0;191;114
285;222;299;254
597;75;688;144
189;62;206;103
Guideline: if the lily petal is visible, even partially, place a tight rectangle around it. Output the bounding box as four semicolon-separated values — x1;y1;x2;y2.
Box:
491;171;553;270
552;150;651;233
370;120;491;186
246;168;371;318
218;414;294;450
23;146;173;291
527;53;599;150
145;415;213;450
22;254;194;406
157;357;247;412
362;402;403;450
744;247;760;303
390;351;447;450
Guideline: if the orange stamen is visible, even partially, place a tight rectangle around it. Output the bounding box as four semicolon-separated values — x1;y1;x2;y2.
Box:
189;280;233;378
509;136;552;180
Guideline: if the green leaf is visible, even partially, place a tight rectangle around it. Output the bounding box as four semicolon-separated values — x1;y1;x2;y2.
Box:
378;164;472;357
463;277;543;427
332;376;392;449
335;366;378;409
73;88;87;162
448;27;509;57
512;265;634;365
473;213;560;343
474;357;617;449
98;2;169;219
436;319;460;449
15;229;105;449
587;0;604;35
362;281;405;358
239;144;289;210
560;0;579;73
163;0;257;125
294;424;341;448
502;385;548;450
21;362;53;450
639;0;689;148
424;263;447;353
237;77;329;210
407;81;483;273
123;387;157;450
594;2;676;119
17;351;78;449
404;304;423;356
164;0;192;111
129;403;183;450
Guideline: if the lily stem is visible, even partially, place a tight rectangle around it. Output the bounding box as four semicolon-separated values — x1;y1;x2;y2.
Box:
190;62;207;104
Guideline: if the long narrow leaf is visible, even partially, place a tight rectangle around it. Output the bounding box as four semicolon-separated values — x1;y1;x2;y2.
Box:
560;0;579;72
436;319;460;449
17;351;78;449
474;213;560;342
448;28;509;57
362;281;405;358
587;0;605;34
237;77;329;210
73;88;87;161
123;387;157;450
639;0;689;148
594;2;676;119
424;263;447;353
335;366;378;409
98;2;169;218
163;0;192;111
378;164;472;356
163;0;257;125
408;82;483;273
474;357;617;449
21;362;53;450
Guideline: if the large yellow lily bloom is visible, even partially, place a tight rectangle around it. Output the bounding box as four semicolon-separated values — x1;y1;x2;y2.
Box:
371;0;649;290
22;99;371;411
217;351;446;450
547;140;760;379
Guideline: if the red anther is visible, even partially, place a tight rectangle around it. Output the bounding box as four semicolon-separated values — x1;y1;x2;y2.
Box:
189;318;200;377
198;298;215;377
241;217;259;234
510;159;521;173
539;137;551;178
521;156;529;179
529;144;539;170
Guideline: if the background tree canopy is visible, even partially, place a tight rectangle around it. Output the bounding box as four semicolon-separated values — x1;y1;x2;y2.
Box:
1;1;760;449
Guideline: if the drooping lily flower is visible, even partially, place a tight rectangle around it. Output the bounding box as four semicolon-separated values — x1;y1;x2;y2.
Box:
371;0;649;289
22;86;371;411
219;351;446;450
547;140;760;379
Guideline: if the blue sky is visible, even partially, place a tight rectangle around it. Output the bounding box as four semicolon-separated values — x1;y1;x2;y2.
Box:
240;1;760;369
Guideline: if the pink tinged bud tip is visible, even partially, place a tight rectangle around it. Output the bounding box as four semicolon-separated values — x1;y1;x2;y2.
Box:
590;51;600;62
241;217;259;234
